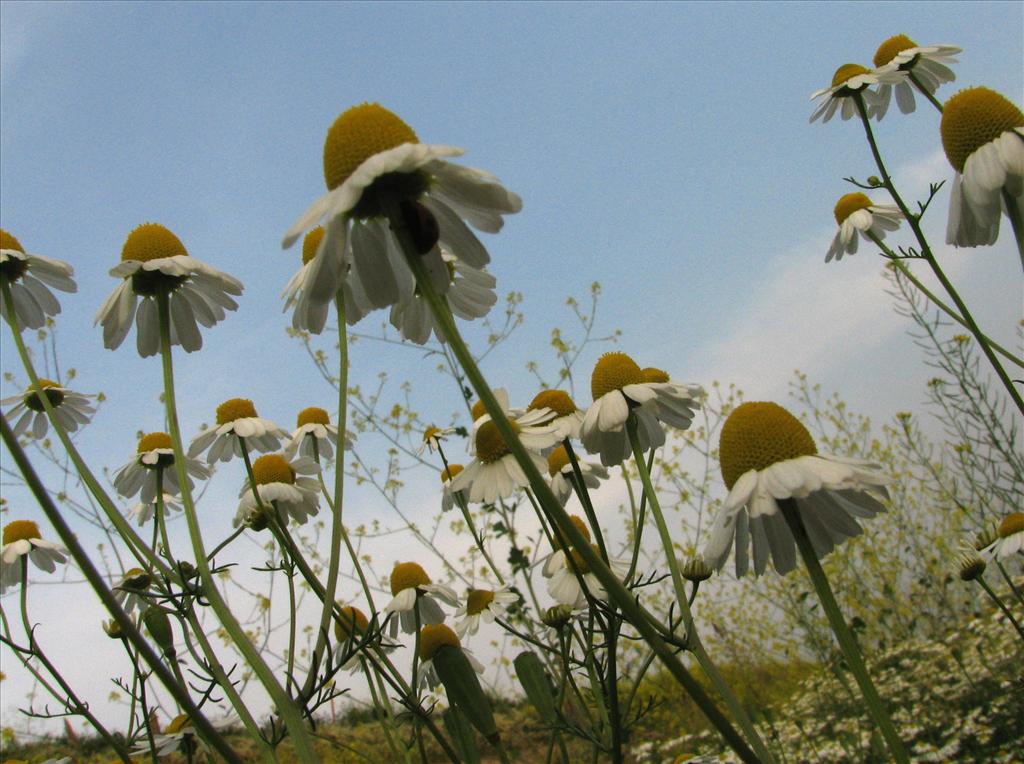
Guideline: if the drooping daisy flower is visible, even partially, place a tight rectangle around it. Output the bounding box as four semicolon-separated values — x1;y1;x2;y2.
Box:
389;251;498;344
580;353;702;467
545;541;628;608
188;398;289;464
95;223;243;357
984;512;1024;559
454;587;518;638
112;568;154;615
1;520;67;593
825;192;904;262
955;546;987;582
941;87;1024;247
417;425;457;456
132;714;203;759
440;464;467;512
113;431;211;504
2;379;95;439
547;445;608;506
809;63;904;124
871;35;960;119
281;226;371;333
703;402;889;577
417;623;484;690
281;103;521;331
334;604;370;644
450;412;559;504
283;406;352;461
0;230;76;331
128;493;183;526
235;454;321;528
383;561;459;636
528;389;585;441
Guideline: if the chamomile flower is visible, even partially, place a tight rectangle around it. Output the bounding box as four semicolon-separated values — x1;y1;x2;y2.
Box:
383;561;459;636
702;402;889;577
0;230;76;331
235;454;321;528
334;605;371;644
825;193;904;262
417;425;457;456
281;226;371;333
112;568;154;615
547;445;608;506
941;87;1024;247
281;103;521;331
128;494;183;526
450;412;559;504
809;63;903;124
528;389;585;441
984;512;1024;559
2;379;95;439
389;251;498;344
417;623;484;690
581;353;702;467
871;35;960;119
1;520;67;593
95;223;242;357
440;464;467;512
283;406;353;461
132;714;204;758
545;542;628;608
113;432;210;504
188;398;289;464
454;587;518;638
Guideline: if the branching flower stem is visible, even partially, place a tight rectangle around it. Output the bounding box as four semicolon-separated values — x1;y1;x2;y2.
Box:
383;195;761;764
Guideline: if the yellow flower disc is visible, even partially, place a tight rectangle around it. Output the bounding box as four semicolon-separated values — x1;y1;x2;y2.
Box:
418;623;460;660
441;464;464;483
833;192;873;225
323;103;419;191
121;223;188;263
642;367;670;383
422;425;444;442
547;445;571;476
252;454;295;486
475;420;520;464
3;520;42;544
470;399;488;421
165;714;192;735
529;389;577;417
719;402;817;490
466;588;495;615
0;229;25;253
301;227;325;266
24;379;65;412
137;432;172;453
334;605;369;640
390;561;431;595
297;406;330;427
216;398;258;425
941;87;1024;172
998;512;1024;538
873;34;917;67
831;64;870;89
591;352;644;400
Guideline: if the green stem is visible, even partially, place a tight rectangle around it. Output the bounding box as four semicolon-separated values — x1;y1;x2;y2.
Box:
777;498;909;763
977;577;1024;642
155;290;317;763
1002;188;1024;272
853;94;1024;416
382;196;760;764
438;445;505;584
563;438;608;562
995;561;1024;611
907;72;944;113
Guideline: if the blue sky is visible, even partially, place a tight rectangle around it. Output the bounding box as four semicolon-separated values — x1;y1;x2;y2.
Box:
1;0;1021;734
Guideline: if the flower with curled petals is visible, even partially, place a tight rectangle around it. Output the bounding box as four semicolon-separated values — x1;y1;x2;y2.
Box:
1;520;67;593
702;402;889;577
95;223;242;357
188;398;289;464
114;431;210;505
2;379;95;440
547;445;608;506
809;63;904;124
235;453;321;528
528;389;585;441
283;406;353;461
383;561;459;636
282;226;371;332
282;103;520;332
825;193;903;262
440;464;467;513
871;35;960;119
0;230;76;331
454;587;518;638
983;512;1024;560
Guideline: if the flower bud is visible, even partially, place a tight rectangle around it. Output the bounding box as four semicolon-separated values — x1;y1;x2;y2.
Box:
143;607;176;656
681;556;713;583
541;604;575;630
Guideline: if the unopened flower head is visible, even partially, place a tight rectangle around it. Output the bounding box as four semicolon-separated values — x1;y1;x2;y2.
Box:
940;88;1024;247
703;401;889;577
825;192;903;262
0;229;77;331
283;405;352;461
383;561;458;636
809;63;902;124
95;223;243;357
871;34;960;119
682;555;713;583
2;379;95;440
235;453;321;528
581;352;701;467
113;431;210;505
1;520;67;593
188;398;289;464
281;103;521;333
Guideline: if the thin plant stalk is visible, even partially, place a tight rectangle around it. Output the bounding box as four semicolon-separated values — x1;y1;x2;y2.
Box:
975;576;1024;642
1002;188;1024;270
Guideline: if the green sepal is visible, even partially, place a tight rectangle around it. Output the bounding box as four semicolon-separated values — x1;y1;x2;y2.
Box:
513;651;557;719
433;645;499;743
443;706;481;764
